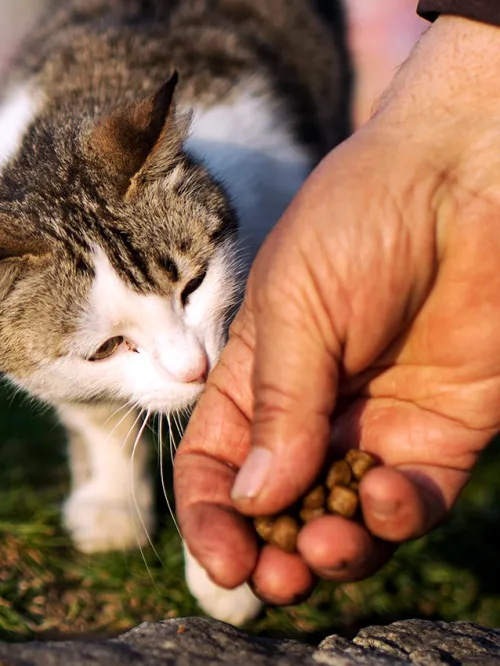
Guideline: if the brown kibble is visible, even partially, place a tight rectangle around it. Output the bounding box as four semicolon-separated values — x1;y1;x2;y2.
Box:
326;460;351;489
345;450;376;480
327;485;359;518
299;507;326;523
252;449;379;551
269;515;299;553
302;485;326;509
254;516;275;542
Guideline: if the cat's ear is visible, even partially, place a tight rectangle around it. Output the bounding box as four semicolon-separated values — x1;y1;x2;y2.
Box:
0;219;49;299
89;71;187;197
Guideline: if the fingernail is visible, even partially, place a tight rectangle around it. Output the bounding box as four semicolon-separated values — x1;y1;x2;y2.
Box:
365;495;398;520
231;447;272;500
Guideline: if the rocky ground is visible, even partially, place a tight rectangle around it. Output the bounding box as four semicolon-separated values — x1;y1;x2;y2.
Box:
0;618;499;665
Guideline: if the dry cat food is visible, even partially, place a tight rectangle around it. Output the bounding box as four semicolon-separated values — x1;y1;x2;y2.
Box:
253;450;376;553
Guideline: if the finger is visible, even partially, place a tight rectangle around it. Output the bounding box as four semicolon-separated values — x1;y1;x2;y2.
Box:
179;305;255;465
175;451;257;588
251;545;315;605
360;465;469;541
175;309;257;585
297;515;396;581
231;215;341;514
329;397;483;540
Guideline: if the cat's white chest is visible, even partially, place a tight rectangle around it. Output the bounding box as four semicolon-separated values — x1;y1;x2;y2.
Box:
185;84;314;262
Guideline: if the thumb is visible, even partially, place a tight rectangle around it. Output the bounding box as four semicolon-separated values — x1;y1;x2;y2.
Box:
231;208;342;515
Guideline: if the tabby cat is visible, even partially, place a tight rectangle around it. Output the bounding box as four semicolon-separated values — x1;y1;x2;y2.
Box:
0;0;351;625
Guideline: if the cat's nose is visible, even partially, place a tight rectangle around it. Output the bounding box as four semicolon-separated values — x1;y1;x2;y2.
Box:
175;352;208;384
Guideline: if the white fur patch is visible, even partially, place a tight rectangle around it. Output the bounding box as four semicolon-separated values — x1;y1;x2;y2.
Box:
79;247;226;409
15;244;236;410
0;83;42;170
184;546;263;626
185;80;314;263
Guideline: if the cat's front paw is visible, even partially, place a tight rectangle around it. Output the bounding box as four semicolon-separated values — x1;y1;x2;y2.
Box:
63;480;154;553
194;580;263;627
184;549;263;626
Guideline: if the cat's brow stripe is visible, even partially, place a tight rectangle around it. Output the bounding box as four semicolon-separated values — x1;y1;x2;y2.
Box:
158;255;179;283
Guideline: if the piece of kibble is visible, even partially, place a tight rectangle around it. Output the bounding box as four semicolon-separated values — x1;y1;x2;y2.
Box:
326;460;351;489
254;516;275;542
327;485;359;518
345;450;376;480
251;449;379;553
269;515;300;553
299;507;326;523
302;485;326;509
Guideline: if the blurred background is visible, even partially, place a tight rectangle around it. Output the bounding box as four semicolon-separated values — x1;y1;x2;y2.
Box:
0;0;427;125
0;0;45;70
0;0;499;644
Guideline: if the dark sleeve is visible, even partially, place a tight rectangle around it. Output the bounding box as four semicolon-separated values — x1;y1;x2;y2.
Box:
417;1;500;26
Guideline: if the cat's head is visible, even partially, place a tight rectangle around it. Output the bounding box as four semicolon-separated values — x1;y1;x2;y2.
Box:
0;73;239;412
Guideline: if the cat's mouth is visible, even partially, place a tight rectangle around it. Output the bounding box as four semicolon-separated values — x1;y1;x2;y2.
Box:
139;382;206;414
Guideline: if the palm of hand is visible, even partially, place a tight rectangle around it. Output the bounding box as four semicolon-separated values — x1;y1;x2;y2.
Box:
175;128;500;604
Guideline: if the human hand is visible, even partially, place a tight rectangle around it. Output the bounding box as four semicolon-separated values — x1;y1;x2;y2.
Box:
175;15;500;604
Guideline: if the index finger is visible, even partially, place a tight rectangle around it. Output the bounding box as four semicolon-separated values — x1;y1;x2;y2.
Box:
174;308;258;587
175;310;318;599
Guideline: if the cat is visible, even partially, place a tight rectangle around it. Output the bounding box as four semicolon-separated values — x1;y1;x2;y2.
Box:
0;0;351;626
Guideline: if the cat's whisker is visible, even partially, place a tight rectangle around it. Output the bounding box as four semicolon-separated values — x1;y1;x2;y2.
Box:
7;384;29;409
103;400;135;425
145;417;158;438
154;412;162;474
120;407;144;453
178;406;193;435
171;412;184;451
93;405;143;501
95;402;140;467
129;409;164;590
158;414;182;540
167;412;176;468
86;406;138;483
176;408;186;430
101;403;139;448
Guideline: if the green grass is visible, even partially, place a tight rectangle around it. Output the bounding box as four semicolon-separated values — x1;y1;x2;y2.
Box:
0;383;499;643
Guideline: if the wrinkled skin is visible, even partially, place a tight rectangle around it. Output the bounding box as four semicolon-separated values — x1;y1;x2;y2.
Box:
175;15;500;604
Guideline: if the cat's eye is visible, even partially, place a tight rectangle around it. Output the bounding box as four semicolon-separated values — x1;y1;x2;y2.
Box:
181;272;206;306
88;336;124;361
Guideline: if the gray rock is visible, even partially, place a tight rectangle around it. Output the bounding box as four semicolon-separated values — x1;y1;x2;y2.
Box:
352;620;500;665
0;617;499;666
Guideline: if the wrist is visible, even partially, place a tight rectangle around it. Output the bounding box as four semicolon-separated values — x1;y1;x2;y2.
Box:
378;15;500;118
353;14;500;216
370;16;500;162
